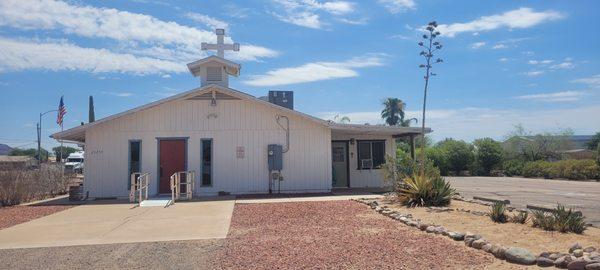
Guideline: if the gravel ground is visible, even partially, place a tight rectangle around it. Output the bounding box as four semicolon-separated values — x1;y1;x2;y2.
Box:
217;200;495;269
0;205;73;229
0;239;224;270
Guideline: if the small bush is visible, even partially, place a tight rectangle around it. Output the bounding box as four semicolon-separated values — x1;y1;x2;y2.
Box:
510;211;529;224
397;173;454;207
503;160;524;176
522;159;600;180
0;166;69;206
530;205;587;234
489;202;508;223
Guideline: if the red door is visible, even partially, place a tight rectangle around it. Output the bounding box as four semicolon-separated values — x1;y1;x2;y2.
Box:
159;140;186;194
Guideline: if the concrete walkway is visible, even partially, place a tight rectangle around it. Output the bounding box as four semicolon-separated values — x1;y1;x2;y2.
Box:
0;200;235;249
447;176;600;226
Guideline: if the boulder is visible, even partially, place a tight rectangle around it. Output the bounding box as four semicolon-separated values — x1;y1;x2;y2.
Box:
584;247;597;253
586;263;600;270
505;247;537;265
472;239;488;249
567;259;588;270
448;232;465;241
491;244;506;259
539;252;551;258
574;249;584;258
425;226;436;233
464;238;475;247
555;256;573;268
482;244;493;253
550;253;564;260
537;257;555;267
418;223;429;231
571;243;583;253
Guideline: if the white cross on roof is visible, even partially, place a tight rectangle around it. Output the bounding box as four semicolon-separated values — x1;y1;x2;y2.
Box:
201;29;240;58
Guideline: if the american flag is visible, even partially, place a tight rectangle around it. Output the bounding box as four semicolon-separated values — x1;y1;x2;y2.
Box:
56;96;67;126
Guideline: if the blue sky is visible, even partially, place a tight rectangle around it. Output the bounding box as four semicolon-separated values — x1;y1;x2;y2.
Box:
1;0;599;149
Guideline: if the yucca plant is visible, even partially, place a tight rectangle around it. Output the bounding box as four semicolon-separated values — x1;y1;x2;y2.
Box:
552;204;587;234
397;173;454;207
531;210;553;230
510;211;529;224
489;202;507;223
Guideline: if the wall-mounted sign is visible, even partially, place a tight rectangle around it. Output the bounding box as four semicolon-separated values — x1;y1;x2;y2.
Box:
236;146;245;159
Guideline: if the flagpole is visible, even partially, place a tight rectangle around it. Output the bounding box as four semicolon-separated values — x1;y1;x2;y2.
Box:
59;124;64;163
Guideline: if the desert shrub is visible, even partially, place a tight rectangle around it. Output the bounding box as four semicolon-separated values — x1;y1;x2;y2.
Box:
503;160;524;176
522;159;600;180
436;139;474;175
489;202;508;223
530;205;587;234
510;211;529;224
381;154;441;188
397;173;454;207
0;166;69;206
424;147;450;176
473;138;503;175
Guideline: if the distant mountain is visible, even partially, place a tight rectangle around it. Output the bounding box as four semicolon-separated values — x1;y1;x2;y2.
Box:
0;144;13;155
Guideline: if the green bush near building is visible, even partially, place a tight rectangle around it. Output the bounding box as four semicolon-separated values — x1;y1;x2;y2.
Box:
522;159;599;180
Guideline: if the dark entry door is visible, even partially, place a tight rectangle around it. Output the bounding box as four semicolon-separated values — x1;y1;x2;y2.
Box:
332;141;349;187
159;139;186;194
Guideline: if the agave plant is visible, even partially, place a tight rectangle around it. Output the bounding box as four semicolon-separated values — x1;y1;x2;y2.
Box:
510;211;529;224
489;202;507;223
397;173;454;207
552;204;587;234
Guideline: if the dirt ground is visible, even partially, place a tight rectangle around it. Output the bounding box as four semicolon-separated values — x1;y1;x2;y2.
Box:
0;239;223;270
378;196;600;255
217;200;505;269
0;205;73;229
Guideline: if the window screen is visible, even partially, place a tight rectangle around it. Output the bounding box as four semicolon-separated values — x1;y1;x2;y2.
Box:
357;140;386;169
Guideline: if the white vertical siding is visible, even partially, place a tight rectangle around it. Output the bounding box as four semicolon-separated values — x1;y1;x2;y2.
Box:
330;133;396;188
83;93;332;198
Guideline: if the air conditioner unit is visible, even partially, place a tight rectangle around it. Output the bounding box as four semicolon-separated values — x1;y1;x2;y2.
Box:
361;159;373;169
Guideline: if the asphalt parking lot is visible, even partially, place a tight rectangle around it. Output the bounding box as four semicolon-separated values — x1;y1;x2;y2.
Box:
447;176;600;226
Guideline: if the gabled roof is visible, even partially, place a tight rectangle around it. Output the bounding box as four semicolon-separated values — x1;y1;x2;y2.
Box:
187;55;241;77
51;84;329;142
51;84;432;143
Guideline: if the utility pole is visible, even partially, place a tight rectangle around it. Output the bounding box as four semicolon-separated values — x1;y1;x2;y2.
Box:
38;109;58;169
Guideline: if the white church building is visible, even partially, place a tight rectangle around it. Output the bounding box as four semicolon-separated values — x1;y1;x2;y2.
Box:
52;29;428;199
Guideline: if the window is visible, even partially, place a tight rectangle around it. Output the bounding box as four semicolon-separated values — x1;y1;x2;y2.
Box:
201;139;212;186
128;140;141;189
357;140;385;169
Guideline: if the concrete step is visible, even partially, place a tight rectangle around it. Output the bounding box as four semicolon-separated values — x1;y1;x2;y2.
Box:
140;198;171;207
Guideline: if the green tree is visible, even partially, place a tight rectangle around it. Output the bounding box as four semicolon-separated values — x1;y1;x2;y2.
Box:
381;98;404;126
9;148;49;162
473;138;503;175
331;114;351;124
587;132;600;150
436;139;473;175
52;146;79;161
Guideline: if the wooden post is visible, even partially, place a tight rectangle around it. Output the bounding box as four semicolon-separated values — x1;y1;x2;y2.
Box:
409;134;416;160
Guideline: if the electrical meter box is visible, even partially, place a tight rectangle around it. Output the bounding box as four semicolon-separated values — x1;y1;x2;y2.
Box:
268;144;283;171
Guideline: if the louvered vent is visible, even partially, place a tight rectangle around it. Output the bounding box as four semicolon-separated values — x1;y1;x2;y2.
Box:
206;67;222;82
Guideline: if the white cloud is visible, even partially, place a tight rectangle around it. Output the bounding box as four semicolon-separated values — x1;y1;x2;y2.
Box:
528;59;554;65
437;8;564;37
514;90;584;102
522;71;544;77
492;44;508;49
498;57;509;62
185;12;229;30
337;17;368;25
102;91;134;97
0;0;277;62
0;38;186;74
470;41;486;49
572;74;600;88
378;0;416;14
244;54;385;86
271;0;356;29
316;105;600;142
550;61;575;69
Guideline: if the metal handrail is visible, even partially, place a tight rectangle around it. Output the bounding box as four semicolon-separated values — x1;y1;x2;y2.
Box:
170;170;195;204
129;172;150;204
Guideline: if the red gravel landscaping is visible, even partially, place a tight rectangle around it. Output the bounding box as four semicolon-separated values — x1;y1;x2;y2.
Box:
216;200;495;269
0;205;73;230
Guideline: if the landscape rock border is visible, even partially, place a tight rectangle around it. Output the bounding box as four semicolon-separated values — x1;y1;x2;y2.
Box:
352;198;600;269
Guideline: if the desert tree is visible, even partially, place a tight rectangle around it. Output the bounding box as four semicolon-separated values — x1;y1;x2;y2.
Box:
417;21;443;176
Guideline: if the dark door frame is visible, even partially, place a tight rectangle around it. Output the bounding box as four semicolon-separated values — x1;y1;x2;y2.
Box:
156;137;188;195
332;140;350;188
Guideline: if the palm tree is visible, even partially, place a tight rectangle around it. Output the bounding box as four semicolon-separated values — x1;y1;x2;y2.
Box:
332;114;351;123
400;117;418;127
381;98;404;126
